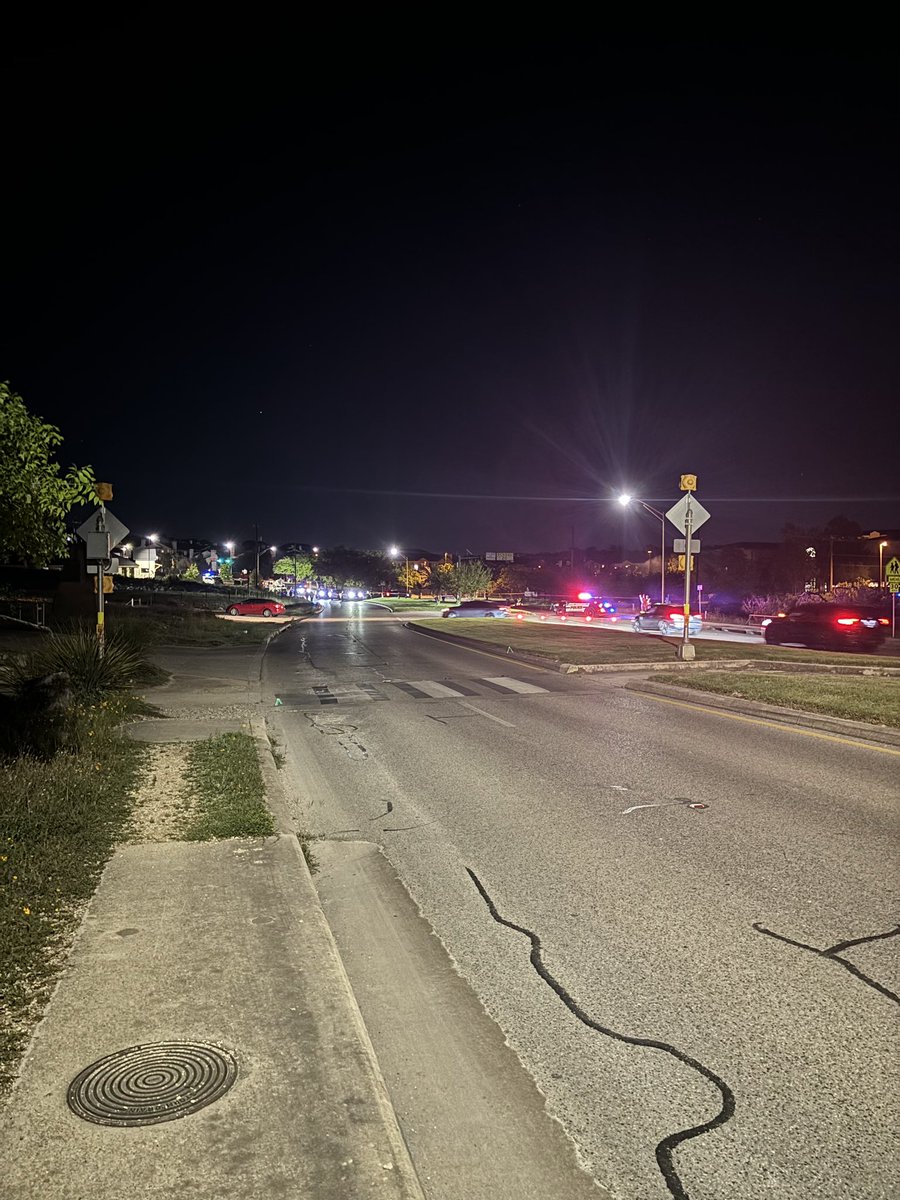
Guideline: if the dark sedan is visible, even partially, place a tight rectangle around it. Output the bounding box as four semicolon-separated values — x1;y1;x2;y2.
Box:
441;600;509;618
762;604;888;651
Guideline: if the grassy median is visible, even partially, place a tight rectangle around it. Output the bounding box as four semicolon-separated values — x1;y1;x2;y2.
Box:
648;670;900;728
410;618;900;669
181;733;275;840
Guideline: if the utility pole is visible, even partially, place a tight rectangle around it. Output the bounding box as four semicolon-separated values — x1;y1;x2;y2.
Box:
254;522;260;590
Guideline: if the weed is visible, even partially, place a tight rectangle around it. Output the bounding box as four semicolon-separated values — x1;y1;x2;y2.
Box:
181;733;275;840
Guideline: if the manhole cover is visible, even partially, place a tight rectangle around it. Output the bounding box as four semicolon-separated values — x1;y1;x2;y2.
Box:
67;1041;237;1127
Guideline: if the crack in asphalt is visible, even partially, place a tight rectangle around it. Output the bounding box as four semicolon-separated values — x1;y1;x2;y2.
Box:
753;922;900;1006
466;868;735;1200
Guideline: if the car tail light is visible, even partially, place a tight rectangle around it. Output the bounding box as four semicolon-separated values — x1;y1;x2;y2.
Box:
836;617;859;626
667;612;681;622
878;618;889;625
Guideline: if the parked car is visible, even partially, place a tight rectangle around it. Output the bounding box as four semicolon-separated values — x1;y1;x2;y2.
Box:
632;603;702;636
225;599;286;617
442;600;509;618
762;605;888;652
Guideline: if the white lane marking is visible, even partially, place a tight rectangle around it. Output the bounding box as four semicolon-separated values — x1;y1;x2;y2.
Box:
622;804;660;814
459;701;516;728
482;676;549;695
407;679;470;698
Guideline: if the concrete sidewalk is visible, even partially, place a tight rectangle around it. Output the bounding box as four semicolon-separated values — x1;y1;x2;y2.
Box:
0;635;424;1199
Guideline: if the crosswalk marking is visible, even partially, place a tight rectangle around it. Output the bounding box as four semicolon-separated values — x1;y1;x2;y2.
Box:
405;679;471;698
481;676;549;695
297;676;552;705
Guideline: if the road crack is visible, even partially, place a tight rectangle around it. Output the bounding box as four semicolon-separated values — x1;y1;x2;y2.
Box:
753;921;900;1005
466;868;735;1200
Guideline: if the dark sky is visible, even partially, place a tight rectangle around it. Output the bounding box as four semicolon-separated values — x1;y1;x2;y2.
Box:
4;24;898;555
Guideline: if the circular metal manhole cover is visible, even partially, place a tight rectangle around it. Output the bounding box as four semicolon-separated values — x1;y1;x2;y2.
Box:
67;1041;237;1127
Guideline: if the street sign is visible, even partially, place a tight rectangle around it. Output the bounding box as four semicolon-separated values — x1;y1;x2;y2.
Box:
679;474;697;492
666;494;711;535
676;554;695;572
886;556;900;592
77;507;129;550
673;538;701;553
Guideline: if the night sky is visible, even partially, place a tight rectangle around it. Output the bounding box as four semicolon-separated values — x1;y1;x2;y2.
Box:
4;26;897;555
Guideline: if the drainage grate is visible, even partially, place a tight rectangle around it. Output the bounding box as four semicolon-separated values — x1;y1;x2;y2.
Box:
67;1041;237;1127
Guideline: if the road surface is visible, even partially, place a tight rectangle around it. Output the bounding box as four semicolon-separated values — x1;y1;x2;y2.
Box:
264;607;899;1200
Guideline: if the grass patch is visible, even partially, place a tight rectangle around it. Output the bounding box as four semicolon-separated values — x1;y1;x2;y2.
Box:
411;619;900;668
648;670;900;727
368;597;446;612
105;607;281;647
0;700;144;1096
181;733;275;840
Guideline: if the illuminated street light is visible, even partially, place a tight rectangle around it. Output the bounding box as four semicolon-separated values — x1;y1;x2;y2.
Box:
617;493;666;603
879;540;889;586
148;533;158;544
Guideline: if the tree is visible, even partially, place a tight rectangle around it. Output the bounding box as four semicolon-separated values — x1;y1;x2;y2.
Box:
0;382;96;565
274;553;315;581
449;560;494;598
396;561;429;593
427;560;454;596
218;559;233;583
182;561;200;581
492;564;532;595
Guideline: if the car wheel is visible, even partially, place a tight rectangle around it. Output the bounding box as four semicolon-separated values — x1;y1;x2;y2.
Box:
262;608;273;618
658;620;670;635
227;606;240;616
632;619;641;632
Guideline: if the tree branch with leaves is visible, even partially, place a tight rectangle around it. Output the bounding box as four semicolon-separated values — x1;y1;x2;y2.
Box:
0;382;96;566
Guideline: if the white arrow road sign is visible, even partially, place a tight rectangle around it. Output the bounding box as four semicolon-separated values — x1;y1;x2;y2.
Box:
76;507;130;548
666;494;711;535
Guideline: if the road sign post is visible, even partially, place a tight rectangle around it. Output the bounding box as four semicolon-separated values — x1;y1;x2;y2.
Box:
885;558;900;638
76;487;127;657
666;479;708;662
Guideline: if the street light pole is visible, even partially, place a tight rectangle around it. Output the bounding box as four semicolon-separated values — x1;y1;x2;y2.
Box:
880;540;888;587
618;495;666;604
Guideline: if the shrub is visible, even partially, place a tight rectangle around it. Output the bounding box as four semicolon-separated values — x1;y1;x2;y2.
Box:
0;629;155;701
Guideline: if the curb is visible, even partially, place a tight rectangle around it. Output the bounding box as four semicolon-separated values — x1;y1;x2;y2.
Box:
628;679;900;748
249;718;427;1199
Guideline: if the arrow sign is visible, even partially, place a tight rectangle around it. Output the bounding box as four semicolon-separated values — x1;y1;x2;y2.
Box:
76;507;130;548
666;494;711;535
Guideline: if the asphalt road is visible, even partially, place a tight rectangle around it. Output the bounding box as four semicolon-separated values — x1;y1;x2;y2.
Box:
264;608;899;1200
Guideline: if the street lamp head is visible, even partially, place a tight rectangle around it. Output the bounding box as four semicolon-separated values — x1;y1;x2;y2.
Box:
312;546;319;554
270;545;277;553
389;545;399;557
617;493;633;507
880;540;889;548
148;533;158;543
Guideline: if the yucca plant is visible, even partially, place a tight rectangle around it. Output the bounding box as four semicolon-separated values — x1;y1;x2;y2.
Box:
2;630;154;700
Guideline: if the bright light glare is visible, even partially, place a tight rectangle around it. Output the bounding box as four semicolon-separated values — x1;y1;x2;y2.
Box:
577;591;593;600
148;533;158;543
389;545;399;556
617;493;632;506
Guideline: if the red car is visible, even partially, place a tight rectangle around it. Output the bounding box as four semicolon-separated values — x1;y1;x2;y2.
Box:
225;599;286;617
